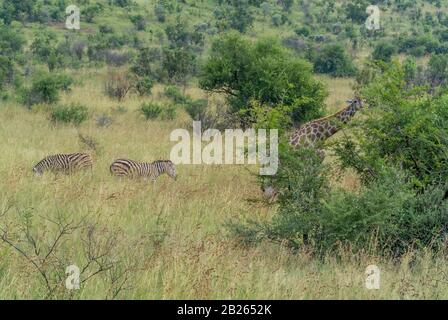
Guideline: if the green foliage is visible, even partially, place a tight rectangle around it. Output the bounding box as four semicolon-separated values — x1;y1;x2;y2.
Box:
0;56;13;89
154;3;166;23
314;44;357;77
346;62;448;190
50;103;89;125
140;102;163;120
133;76;154;96
129;14;146;30
214;0;254;33
344;0;369;23
30;29;65;71
21;72;73;106
163;85;188;104
372;41;397;62
428;54;448;84
0;22;24;88
162;46;196;84
234;144;448;256
0;22;25;55
0;0;34;24
200;32;326;126
184;98;208;121
161;104;177;120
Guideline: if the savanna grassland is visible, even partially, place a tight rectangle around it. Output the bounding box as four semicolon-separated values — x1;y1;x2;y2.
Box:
1;0;448;299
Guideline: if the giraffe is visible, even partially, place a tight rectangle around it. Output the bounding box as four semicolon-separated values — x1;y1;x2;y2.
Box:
289;98;363;151
262;97;363;201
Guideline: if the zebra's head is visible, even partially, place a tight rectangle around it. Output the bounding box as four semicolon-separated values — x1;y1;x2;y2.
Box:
32;164;43;176
163;160;177;180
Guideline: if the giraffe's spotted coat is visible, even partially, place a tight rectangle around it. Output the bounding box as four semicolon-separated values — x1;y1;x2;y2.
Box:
289;99;363;149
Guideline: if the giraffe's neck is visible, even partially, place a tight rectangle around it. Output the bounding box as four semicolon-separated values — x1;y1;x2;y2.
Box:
334;102;360;124
319;102;361;137
289;100;361;148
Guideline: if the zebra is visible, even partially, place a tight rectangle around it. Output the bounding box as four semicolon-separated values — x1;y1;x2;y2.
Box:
110;159;177;181
32;153;93;176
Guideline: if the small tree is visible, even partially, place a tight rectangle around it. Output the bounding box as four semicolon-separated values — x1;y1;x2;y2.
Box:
314;44;357;77
372;41;397;62
21;72;73;106
200;32;326;126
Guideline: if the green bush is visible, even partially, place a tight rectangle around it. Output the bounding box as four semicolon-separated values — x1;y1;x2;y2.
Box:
21;72;73;106
314;44;357;77
231;61;448;256
184;98;208;121
133;76;154;96
200;32;326;126
372;41;397;62
163;85;188;104
50;103;88;125
161;104;177;121
140;102;163;120
232;145;448;256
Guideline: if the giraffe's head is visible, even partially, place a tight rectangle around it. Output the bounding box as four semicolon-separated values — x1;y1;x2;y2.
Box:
346;97;363;110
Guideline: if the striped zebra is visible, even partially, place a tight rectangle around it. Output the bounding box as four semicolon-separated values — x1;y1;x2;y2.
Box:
32;153;93;176
110;159;177;181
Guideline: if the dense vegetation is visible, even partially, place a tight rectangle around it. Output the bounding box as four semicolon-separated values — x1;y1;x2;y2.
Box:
1;0;448;299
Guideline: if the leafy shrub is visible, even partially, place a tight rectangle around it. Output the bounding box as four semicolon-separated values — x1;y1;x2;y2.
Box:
231;61;448;256
184;98;208;121
314;44;357;77
163;85;188;104
294;26;311;37
0;56;13;89
140;102;163;120
372;41;397;62
428;54;448;85
161;104;177;121
129;14;146;30
21;72;73;106
200;32;326;126
133;76;154;96
154;3;166;23
232;146;448;256
50;103;88;125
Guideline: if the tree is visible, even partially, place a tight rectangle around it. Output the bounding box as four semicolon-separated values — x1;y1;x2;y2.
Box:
30;29;63;71
0;0;34;24
200;32;326;126
0;22;24;88
339;61;448;191
344;0;369;23
314;44;357;77
214;0;254;33
372;41;397;62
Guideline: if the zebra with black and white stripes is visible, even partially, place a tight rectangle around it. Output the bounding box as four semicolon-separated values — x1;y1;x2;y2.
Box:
110;159;177;181
32;153;93;176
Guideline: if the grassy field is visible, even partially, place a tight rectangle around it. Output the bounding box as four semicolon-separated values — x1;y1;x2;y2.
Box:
1;68;448;299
